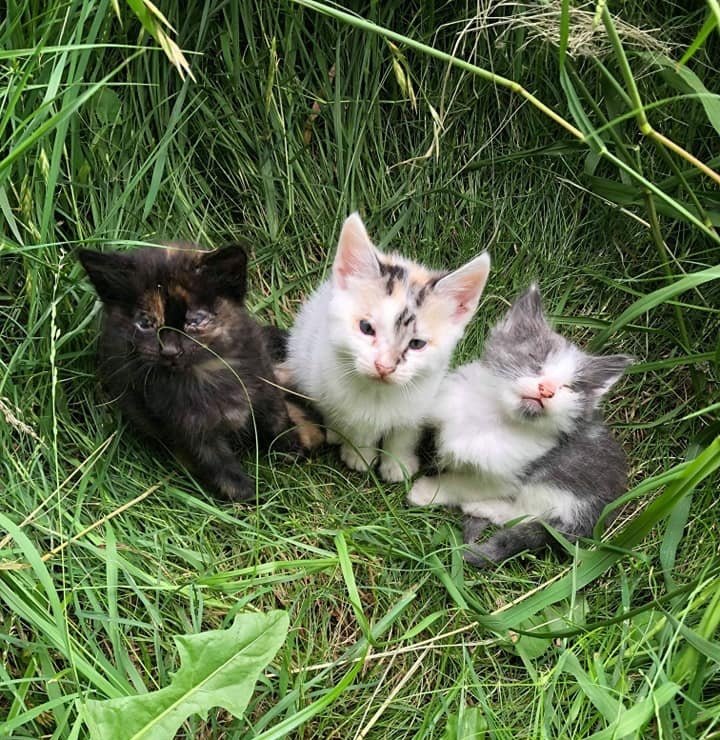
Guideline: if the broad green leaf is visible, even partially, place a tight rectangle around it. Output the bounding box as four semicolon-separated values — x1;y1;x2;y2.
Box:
590;265;720;350
442;706;488;739
647;53;720;138
465;438;720;633
559;651;622;723
587;682;680;739
84;610;289;740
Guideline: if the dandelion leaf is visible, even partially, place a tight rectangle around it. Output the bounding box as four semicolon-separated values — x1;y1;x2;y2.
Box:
84;610;289;740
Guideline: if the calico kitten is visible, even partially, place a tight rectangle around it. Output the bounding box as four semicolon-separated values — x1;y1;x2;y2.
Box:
408;285;632;567
284;213;490;481
79;243;304;502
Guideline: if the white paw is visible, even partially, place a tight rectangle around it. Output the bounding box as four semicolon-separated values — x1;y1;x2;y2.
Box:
379;453;420;483
340;443;373;472
407;477;440;507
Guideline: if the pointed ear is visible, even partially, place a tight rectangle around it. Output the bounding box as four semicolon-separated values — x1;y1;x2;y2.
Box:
332;212;381;289
581;354;634;397
507;284;545;324
433;252;491;324
78;249;135;303
199;245;248;303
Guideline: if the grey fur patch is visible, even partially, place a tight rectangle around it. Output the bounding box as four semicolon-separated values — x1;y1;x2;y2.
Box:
456;285;631;568
573;354;634;394
464;519;564;567
394;306;416;332
482;287;565;380
378;262;407;295
414;275;443;307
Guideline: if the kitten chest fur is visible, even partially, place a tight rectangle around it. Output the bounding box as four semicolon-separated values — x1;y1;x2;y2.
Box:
433;364;560;479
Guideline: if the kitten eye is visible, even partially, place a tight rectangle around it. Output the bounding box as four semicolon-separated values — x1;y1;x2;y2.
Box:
134;312;155;331
408;338;427;350
185;310;212;331
359;319;375;336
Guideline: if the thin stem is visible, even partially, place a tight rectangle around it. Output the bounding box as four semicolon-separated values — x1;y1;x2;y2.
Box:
603;5;720;189
292;0;720;246
292;0;585;141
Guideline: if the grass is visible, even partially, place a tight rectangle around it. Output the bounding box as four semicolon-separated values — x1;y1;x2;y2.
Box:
1;0;719;737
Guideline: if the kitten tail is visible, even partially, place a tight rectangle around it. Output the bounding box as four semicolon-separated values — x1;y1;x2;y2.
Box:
463;520;556;569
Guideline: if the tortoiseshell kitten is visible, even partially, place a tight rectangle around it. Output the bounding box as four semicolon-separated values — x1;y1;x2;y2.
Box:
79;243;303;502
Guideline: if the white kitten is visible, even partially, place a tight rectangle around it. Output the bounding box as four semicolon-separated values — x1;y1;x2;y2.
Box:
285;213;490;481
408;285;632;567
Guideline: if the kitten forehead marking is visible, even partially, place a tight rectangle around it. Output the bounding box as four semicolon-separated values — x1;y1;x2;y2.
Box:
169;284;191;303
143;289;165;323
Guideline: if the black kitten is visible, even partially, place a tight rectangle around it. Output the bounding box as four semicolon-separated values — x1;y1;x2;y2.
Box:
79;243;304;501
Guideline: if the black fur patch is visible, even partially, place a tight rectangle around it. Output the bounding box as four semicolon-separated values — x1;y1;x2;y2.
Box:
415;275;443;307
79;244;302;502
379;262;407;295
394;306;416;332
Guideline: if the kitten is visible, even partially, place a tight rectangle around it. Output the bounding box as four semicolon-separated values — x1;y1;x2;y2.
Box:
284;213;490;481
408;285;632;567
79;243;305;502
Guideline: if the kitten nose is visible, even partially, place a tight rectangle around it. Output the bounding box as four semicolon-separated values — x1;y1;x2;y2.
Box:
538;380;556;398
159;335;183;359
374;360;395;378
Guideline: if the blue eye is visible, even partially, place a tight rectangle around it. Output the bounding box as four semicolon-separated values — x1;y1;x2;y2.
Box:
408;338;426;350
185;310;212;330
359;319;375;336
135;312;155;331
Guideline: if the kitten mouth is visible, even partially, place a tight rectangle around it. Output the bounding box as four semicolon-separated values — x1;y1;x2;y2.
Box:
520;396;544;416
161;359;185;371
522;396;543;406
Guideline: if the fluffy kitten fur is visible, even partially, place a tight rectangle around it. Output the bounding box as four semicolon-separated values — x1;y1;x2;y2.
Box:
408;285;632;567
285;213;491;481
79;243;304;502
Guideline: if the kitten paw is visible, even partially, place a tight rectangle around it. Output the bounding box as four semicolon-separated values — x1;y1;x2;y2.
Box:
462;515;492;544
463;544;497;569
407;477;440;507
340;443;373;472
212;468;256;502
379;453;419;483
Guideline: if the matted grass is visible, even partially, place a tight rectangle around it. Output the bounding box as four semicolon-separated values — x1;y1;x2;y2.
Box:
1;1;719;737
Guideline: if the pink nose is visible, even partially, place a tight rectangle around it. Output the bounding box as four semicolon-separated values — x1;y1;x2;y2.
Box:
374;361;395;377
538;380;556;399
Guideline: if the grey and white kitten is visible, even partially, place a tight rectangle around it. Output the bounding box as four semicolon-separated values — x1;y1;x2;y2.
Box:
408;285;632;568
284;213;490;481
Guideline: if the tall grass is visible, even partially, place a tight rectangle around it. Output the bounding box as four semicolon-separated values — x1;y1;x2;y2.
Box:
1;1;719;737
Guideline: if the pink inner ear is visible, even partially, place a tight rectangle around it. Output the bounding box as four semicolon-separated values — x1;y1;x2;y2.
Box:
436;253;490;323
332;215;378;289
447;278;483;320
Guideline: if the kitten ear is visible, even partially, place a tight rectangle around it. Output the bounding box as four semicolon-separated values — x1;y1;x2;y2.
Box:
332;212;381;289
508;284;545;323
199;245;248;302
78;249;135;303
581;354;634;397
433;252;491;324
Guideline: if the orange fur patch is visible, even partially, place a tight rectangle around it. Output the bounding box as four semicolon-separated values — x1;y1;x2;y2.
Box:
143;290;165;324
286;401;325;449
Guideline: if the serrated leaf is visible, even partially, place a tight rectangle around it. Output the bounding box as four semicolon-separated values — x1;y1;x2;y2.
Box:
84;610;289;740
